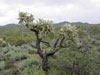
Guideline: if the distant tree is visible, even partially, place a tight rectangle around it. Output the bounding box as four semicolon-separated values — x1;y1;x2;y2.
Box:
18;12;78;75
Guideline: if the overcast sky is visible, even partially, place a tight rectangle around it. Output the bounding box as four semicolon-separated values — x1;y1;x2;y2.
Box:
0;0;100;25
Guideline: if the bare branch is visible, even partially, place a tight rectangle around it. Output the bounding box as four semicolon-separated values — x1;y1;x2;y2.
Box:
35;31;43;58
47;49;59;56
41;40;50;47
60;36;65;48
46;37;67;57
29;43;37;49
53;38;60;48
46;38;60;56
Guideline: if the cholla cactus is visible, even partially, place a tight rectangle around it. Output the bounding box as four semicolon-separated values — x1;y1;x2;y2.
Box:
59;24;78;43
18;12;79;75
18;12;54;38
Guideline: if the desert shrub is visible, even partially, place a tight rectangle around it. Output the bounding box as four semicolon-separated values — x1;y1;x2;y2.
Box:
96;46;100;52
90;38;100;46
0;47;11;61
0;38;8;47
93;36;100;40
21;44;37;54
33;69;45;75
51;44;100;75
19;67;35;75
0;46;31;62
0;61;5;71
3;29;35;46
33;69;68;75
88;25;100;36
19;58;41;75
49;68;68;75
9;52;30;61
19;69;45;75
15;40;26;46
19;58;41;70
76;25;88;39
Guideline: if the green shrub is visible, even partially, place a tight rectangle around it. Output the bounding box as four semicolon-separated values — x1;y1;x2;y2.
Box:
21;44;37;54
0;61;5;71
0;38;8;47
19;67;35;75
19;58;41;70
10;52;30;61
49;69;68;75
34;69;45;75
0;46;30;62
16;40;26;46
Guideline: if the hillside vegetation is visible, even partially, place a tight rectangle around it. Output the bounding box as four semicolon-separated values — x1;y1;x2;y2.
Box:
0;20;100;75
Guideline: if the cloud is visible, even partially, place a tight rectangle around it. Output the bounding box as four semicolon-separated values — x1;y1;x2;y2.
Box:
0;0;100;25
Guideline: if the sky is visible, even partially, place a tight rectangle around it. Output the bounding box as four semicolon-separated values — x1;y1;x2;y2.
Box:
0;0;100;25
